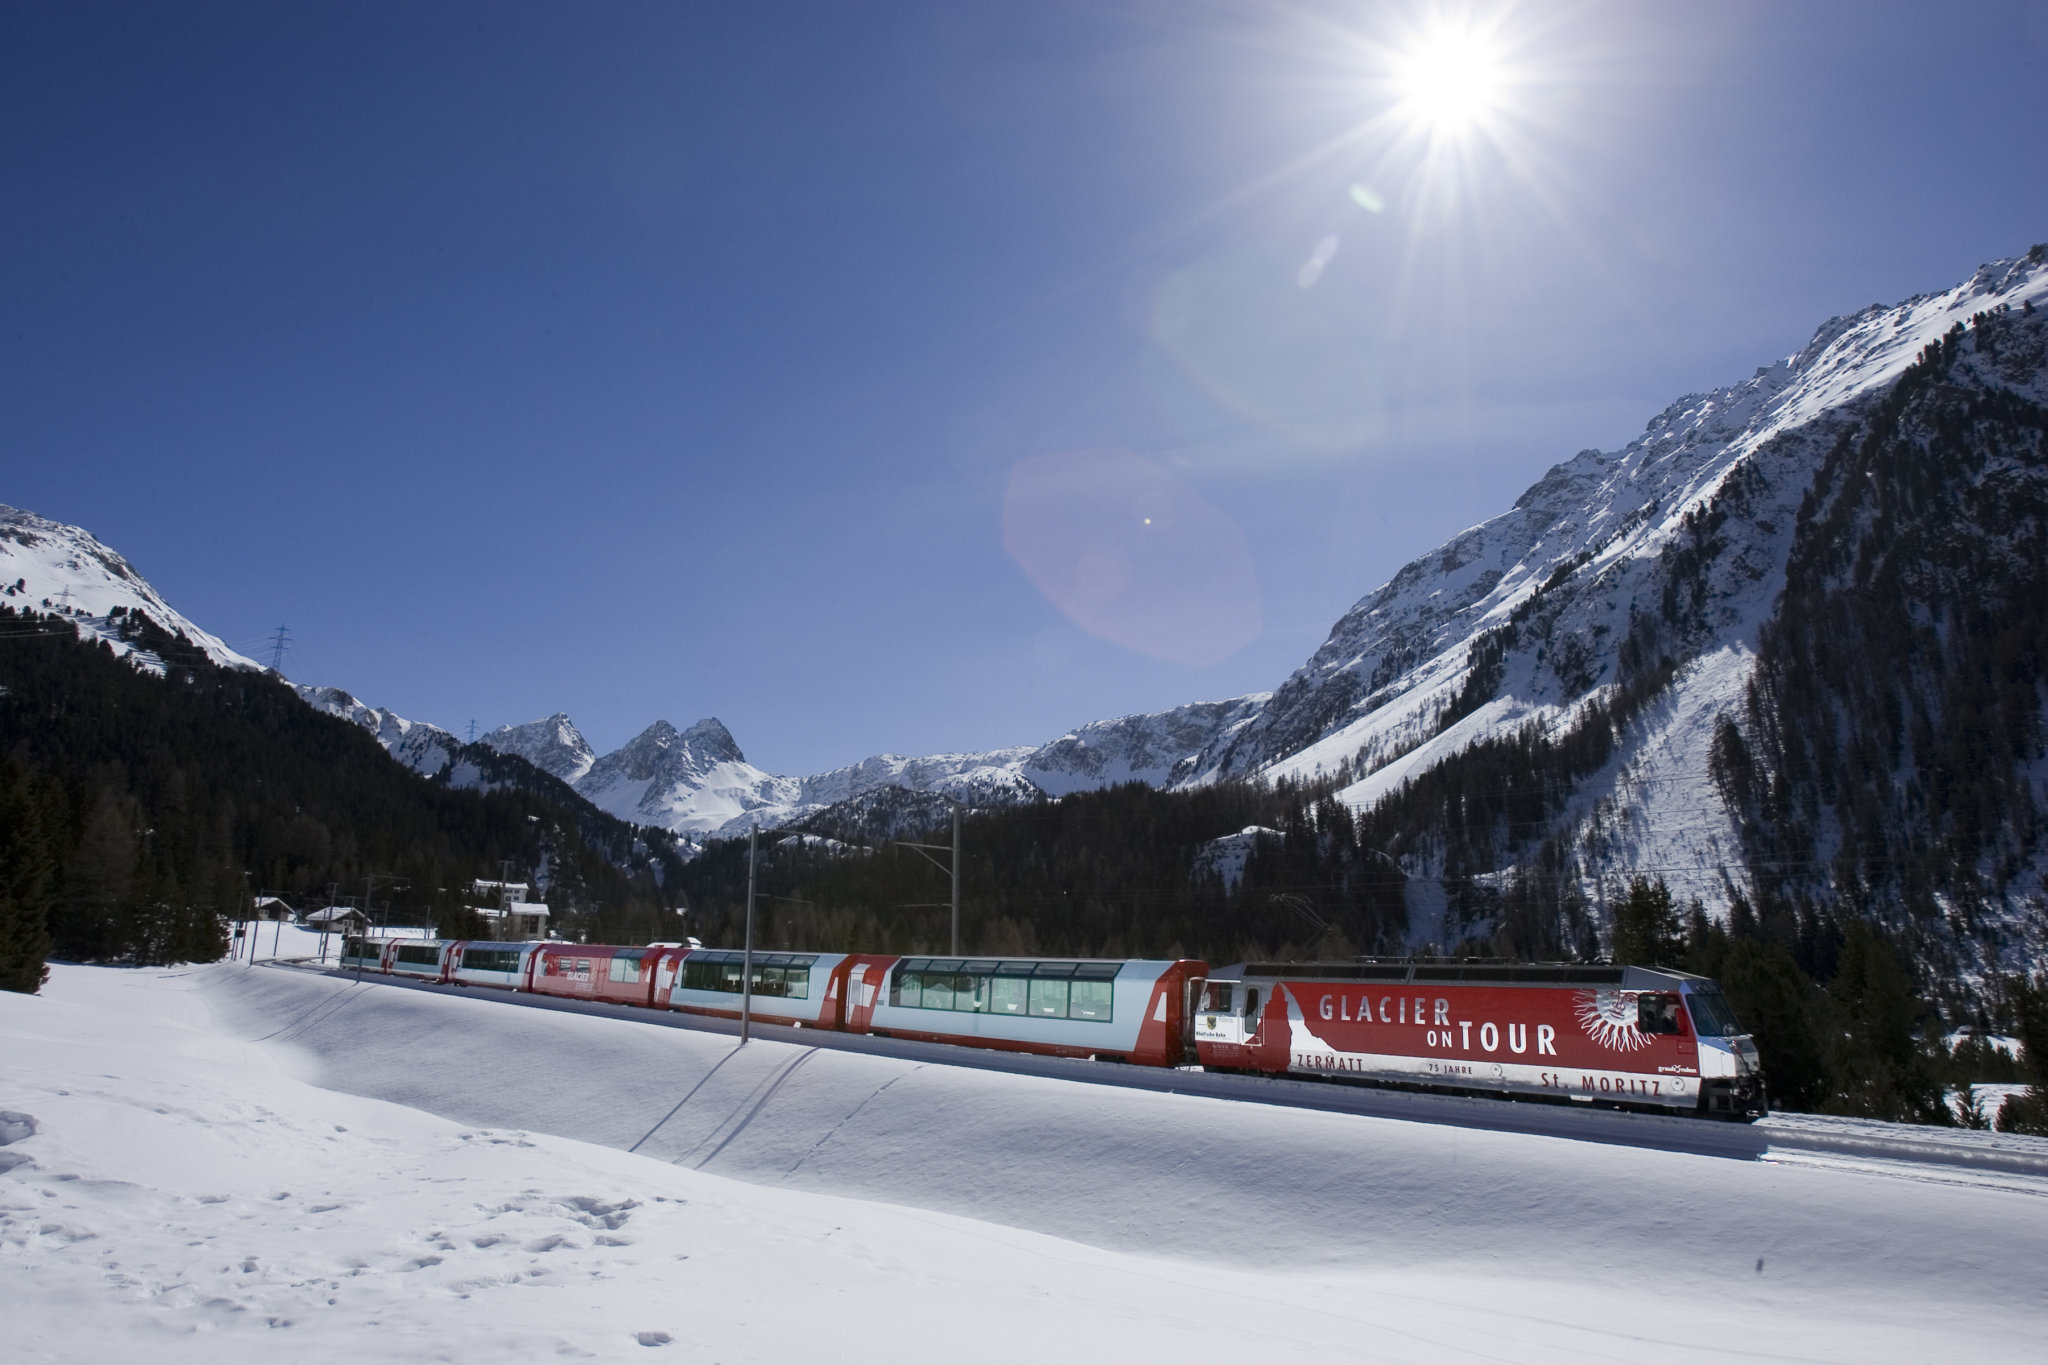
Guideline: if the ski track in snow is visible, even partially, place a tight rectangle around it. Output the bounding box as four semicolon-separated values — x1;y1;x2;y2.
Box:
5;962;2045;1362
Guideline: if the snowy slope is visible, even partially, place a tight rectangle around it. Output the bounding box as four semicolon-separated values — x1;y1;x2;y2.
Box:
8;961;2041;1363
1197;250;2048;790
1175;248;2048;921
0;504;259;672
290;683;462;778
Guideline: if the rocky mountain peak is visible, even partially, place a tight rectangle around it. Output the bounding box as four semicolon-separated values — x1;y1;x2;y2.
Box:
480;712;595;784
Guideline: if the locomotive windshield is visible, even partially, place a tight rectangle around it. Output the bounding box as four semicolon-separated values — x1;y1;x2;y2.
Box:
1685;989;1744;1037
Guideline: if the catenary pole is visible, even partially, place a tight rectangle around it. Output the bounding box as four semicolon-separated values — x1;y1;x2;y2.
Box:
742;823;757;1045
951;800;961;956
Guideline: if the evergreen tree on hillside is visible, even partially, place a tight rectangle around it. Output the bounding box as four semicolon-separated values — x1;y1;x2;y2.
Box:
1824;922;1950;1125
55;787;141;962
0;759;56;993
1685;925;1832;1111
0;602;684;963
1995;976;2048;1134
1610;876;1683;966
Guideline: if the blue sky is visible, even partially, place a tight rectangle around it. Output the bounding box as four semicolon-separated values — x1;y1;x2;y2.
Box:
6;1;2047;774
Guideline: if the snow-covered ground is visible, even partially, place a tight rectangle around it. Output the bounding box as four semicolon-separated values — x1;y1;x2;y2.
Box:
6;964;2045;1362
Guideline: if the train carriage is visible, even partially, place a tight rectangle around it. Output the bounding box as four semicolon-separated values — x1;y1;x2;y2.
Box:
866;956;1204;1066
1195;961;1767;1118
384;938;455;982
446;940;542;990
663;949;850;1028
530;943;687;1009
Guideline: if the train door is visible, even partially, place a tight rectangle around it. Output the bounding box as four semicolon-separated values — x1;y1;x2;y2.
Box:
845;963;870;1031
823;958;856;1031
1193;979;1250;1068
1172;969;1206;1066
838;955;896;1033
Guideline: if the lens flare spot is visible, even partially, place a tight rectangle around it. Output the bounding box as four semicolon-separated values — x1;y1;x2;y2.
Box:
1348;185;1386;213
1002;450;1260;667
1296;234;1341;290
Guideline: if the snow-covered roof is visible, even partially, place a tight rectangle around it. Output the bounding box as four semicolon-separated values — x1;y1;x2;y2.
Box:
478;901;550;920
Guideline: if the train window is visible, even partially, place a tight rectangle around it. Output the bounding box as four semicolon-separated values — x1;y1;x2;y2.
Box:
609;952;645;983
1637;993;1682;1035
1243;988;1262;1027
1685;990;1743;1037
396;944;441;966
1069;980;1112;1021
1029;978;1070;1018
677;955;812;999
884;962;1104;1019
1072;962;1120;981
1203;982;1234;1012
464;949;521;973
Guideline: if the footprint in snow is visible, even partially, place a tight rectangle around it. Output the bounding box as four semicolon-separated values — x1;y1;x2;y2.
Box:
636;1331;672;1347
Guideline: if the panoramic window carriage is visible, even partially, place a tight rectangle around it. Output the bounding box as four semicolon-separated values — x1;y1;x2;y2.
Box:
679;951;817;1000
889;959;1118;1022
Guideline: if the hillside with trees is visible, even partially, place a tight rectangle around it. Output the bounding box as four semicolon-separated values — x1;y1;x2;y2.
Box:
0;604;686;976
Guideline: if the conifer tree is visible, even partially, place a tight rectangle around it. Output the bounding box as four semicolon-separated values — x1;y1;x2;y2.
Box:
1825;921;1949;1124
1610;876;1683;966
0;759;56;993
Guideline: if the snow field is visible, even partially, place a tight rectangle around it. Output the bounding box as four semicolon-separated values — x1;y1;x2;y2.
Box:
4;963;2045;1362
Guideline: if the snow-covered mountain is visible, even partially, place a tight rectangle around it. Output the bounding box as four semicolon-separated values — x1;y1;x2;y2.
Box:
572;718;799;837
0;505;259;673
481;713;596;784
291;684;464;778
464;694;1270;841
1177;246;2048;967
1190;252;2048;794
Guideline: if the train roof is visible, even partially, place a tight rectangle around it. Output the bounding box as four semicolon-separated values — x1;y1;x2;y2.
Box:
1216;961;1711;991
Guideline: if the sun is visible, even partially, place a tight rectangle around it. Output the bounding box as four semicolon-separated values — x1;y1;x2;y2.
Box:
1392;25;1503;137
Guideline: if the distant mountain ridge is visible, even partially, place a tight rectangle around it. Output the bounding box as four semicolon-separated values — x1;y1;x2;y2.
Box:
465;698;1269;839
0;503;1264;837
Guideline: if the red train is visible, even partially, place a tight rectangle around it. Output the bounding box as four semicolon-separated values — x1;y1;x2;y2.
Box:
339;938;1768;1119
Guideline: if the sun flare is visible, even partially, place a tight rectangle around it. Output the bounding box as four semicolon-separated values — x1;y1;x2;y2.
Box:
1393;25;1503;136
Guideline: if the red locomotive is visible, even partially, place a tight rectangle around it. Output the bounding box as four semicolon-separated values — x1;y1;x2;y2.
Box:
1194;961;1767;1119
